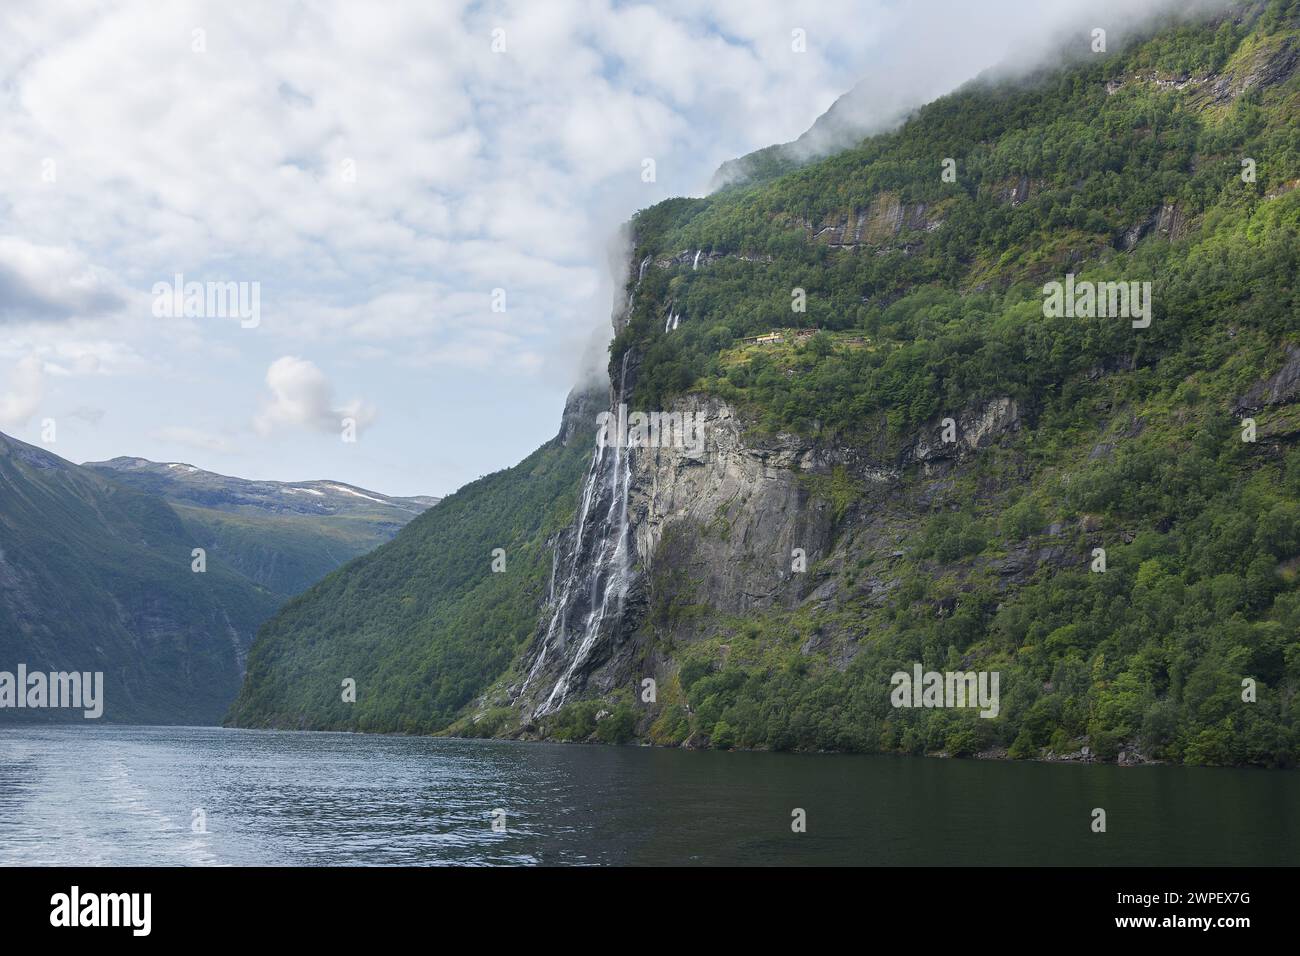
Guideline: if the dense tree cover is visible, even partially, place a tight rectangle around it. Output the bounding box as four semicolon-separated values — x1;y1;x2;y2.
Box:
561;0;1300;765
621;390;1300;765
168;504;410;599
0;435;281;723
614;0;1300;445
230;1;1300;765
226;436;590;733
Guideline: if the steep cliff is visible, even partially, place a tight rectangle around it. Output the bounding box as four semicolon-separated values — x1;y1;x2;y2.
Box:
225;398;595;732
234;0;1300;765
477;0;1300;764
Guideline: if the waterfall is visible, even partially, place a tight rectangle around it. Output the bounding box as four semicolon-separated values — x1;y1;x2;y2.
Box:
627;255;652;308
523;351;637;716
693;249;702;271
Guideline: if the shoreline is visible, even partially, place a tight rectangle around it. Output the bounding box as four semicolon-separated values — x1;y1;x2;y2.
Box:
18;720;1297;770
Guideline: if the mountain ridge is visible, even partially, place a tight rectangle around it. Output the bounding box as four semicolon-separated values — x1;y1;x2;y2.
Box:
0;431;436;722
85;456;439;515
0;430;279;723
82;456;438;599
228;0;1300;767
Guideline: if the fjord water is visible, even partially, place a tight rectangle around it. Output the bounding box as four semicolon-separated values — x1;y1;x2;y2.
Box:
0;726;1294;866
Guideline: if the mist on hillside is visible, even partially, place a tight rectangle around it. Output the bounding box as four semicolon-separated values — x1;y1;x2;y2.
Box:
714;0;1239;187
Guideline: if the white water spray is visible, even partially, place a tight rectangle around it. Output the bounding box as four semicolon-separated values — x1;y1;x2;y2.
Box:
524;352;637;715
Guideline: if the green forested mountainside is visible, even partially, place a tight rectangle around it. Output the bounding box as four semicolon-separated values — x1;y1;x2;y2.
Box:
225;432;590;732
168;504;399;598
619;3;1299;437
582;0;1300;766
84;459;437;598
0;433;281;723
230;0;1300;766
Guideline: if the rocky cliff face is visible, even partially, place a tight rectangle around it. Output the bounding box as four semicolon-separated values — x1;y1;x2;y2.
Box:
626;394;834;617
226;2;1300;765
511;281;1026;727
515;389;840;718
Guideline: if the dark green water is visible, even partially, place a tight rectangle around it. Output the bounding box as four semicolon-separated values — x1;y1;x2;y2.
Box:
0;726;1294;865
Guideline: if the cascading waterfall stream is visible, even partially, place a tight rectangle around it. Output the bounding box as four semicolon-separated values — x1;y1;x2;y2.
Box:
523;352;636;716
627;255;651;308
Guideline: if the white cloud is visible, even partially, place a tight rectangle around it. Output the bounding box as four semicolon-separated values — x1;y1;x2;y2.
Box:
0;356;45;428
0;0;1227;492
0;237;125;324
0;1;894;374
254;356;376;437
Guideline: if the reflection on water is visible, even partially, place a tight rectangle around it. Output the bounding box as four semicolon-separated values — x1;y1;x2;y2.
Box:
0;725;1295;866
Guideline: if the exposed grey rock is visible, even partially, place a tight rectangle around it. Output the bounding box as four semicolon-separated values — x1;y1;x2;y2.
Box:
516;378;1032;721
1120;202;1188;249
906;398;1020;467
1234;345;1300;413
556;384;608;448
629;394;837;612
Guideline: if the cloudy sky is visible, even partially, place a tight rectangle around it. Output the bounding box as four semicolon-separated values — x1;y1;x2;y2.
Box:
0;0;1196;496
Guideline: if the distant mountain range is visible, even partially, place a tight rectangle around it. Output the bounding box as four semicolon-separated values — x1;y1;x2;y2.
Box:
0;432;436;724
84;457;438;598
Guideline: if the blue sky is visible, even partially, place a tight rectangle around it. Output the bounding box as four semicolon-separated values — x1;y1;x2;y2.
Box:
0;0;1188;496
